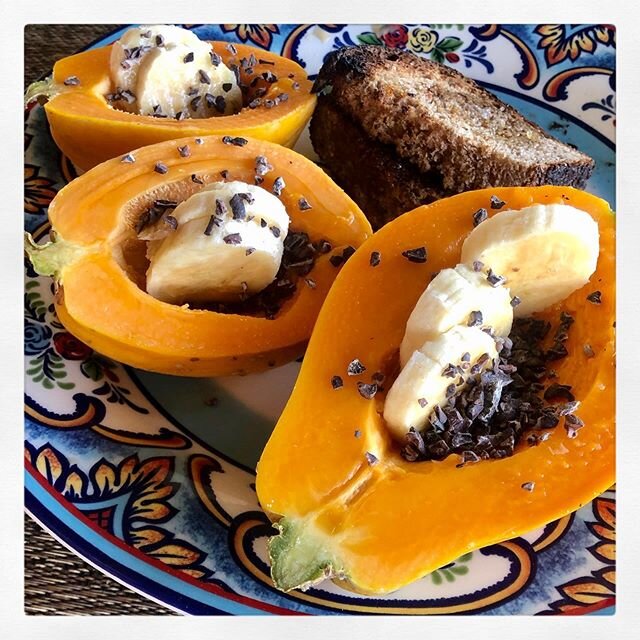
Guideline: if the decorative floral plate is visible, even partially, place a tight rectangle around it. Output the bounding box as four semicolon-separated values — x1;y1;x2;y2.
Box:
24;24;616;615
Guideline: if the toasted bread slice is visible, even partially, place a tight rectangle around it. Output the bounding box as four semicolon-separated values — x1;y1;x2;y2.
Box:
311;45;594;200
310;99;450;228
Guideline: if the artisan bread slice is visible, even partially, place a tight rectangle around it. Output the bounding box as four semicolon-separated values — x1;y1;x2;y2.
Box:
311;45;594;196
310;99;449;228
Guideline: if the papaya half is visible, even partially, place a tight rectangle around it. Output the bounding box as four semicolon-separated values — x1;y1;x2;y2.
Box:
256;186;615;595
26;42;316;171
25;135;371;377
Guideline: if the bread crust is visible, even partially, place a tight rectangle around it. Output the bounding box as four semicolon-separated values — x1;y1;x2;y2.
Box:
312;46;594;195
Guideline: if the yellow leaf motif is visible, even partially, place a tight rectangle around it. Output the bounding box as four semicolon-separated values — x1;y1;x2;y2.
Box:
35;447;64;485
535;24;615;66
221;24;279;49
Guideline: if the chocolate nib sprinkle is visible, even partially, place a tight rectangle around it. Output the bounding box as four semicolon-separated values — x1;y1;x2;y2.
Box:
223;233;242;245
204;215;218;236
510;296;521;308
347;359;366;376
587;291;602;304
472;260;484;272
177;145;191;158
472;208;488;226
183;51;195;63
418;397;428;408
583;344;595;358
544;383;575;403
155;34;164;46
222;82;233;92
226;43;238;55
358;382;378;400
486;269;506;287
195;137;204;145
521;481;535;491
198;69;211;84
468;310;483;327
229;194;247;220
255;155;273;176
164;215;178;230
370;251;381;267
402;247;427;263
354;429;361;438
63;75;80;86
270;226;281;238
210;51;222;66
365;452;378;465
191;174;204;184
272;176;286;196
154;162;168;174
490;195;506;210
121;153;135;163
401;310;580;464
331;375;343;390
298;197;312;211
222;136;248;147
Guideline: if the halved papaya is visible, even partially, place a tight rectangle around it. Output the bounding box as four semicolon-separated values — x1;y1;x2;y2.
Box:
26;42;316;171
256;186;615;594
25;135;371;376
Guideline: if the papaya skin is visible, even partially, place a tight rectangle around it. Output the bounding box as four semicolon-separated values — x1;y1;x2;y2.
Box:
32;42;316;171
256;186;615;595
25;135;371;377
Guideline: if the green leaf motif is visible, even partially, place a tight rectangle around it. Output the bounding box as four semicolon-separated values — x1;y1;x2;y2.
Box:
431;571;443;585
357;32;383;46
437;36;463;52
81;358;104;382
431;24;465;31
451;565;469;576
431;49;445;63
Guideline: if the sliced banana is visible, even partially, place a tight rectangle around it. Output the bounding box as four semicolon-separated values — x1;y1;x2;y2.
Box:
384;326;498;441
146;181;290;305
461;203;599;317
400;264;513;367
109;24;242;118
136;44;240;118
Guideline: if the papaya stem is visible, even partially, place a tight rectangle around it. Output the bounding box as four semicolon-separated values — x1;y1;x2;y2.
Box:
268;517;345;592
24;76;58;108
24;232;84;278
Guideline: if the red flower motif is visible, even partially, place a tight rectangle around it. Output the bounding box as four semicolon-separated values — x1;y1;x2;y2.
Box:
380;25;409;49
221;24;279;49
53;332;93;361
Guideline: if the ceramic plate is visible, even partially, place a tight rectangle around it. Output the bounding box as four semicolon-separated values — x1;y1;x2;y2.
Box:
24;23;616;615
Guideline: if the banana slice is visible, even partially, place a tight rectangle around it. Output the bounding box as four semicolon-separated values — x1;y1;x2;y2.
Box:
110;24;242;118
146;181;290;305
136;45;241;118
384;326;498;440
400;264;513;366
461;203;599;317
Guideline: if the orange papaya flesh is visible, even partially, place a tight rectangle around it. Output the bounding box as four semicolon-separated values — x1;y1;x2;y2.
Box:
36;42;316;171
25;135;371;377
256;185;615;594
